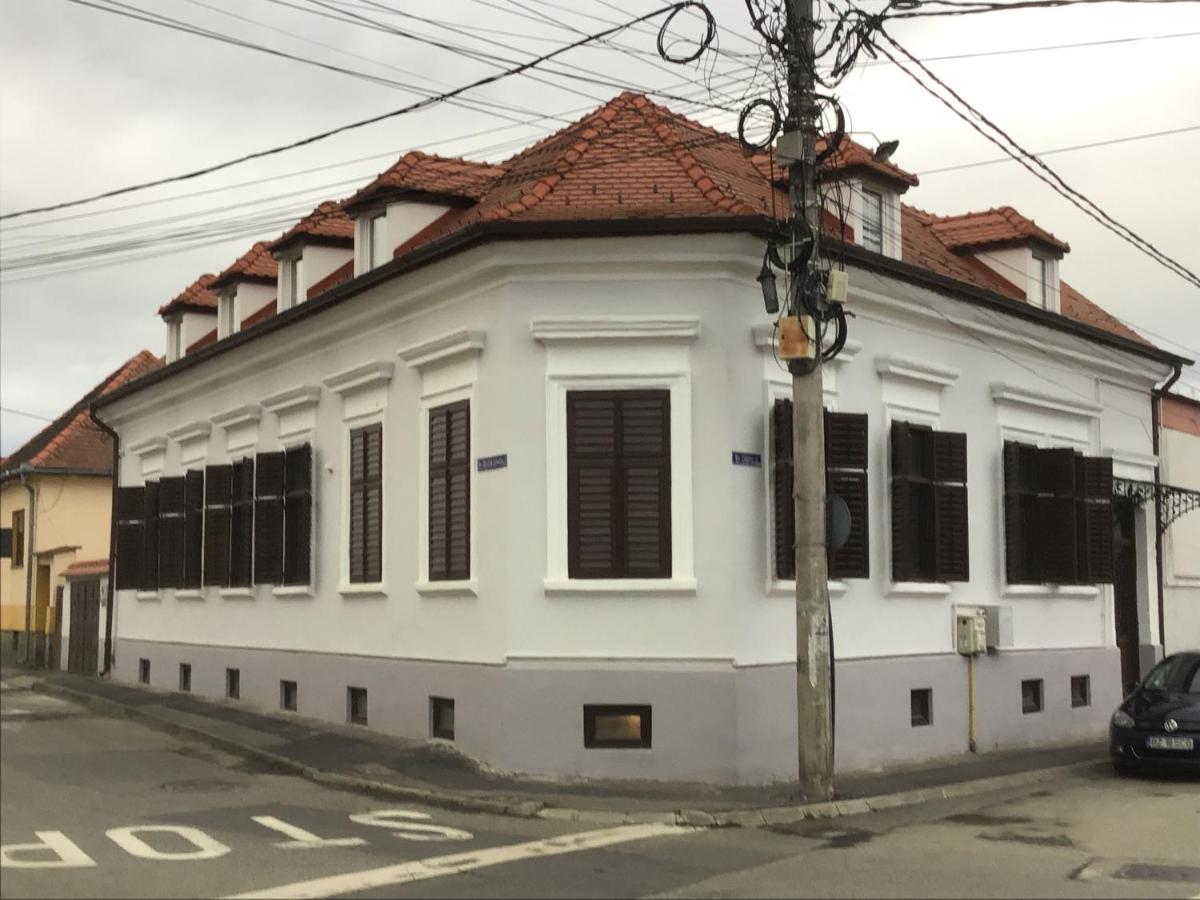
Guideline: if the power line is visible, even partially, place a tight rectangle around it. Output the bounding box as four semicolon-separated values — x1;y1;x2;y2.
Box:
1;1;711;221
874;31;1200;289
858;29;1200;66
888;0;1198;19
917;125;1200;175
0;406;55;422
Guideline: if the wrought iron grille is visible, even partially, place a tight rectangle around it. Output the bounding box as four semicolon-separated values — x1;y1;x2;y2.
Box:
1113;478;1200;535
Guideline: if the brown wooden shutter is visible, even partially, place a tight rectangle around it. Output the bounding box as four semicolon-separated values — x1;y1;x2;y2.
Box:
157;476;186;589
773;400;796;581
114;486;144;591
428;402;470;582
567;391;670;579
890;420;918;583
1078;455;1114;583
229;458;255;587
183;470;205;589
825;411;868;579
141;481;160;591
349;425;382;583
931;431;969;582
203;464;232;586
1036;495;1078;583
254;452;285;585
1003;441;1032;584
283;444;313;586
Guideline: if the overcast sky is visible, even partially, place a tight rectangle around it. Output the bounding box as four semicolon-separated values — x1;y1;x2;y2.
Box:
2;0;1198;454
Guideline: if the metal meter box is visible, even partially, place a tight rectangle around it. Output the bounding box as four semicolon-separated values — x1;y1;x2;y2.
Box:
956;611;987;656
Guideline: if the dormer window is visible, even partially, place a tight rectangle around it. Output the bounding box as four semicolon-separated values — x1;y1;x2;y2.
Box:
368;212;389;270
1029;256;1048;309
167;320;183;363
286;256;304;308
861;189;884;254
218;291;237;338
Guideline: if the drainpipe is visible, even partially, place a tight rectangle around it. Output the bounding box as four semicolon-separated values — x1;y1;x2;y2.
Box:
90;405;120;678
1150;362;1182;655
17;464;36;666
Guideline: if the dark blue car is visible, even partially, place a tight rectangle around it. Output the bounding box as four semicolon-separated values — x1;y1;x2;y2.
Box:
1109;651;1200;776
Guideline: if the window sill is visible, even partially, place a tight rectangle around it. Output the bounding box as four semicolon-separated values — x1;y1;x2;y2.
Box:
416;580;478;597
272;585;314;599
543;577;697;596
174;589;205;601
134;590;160;601
219;587;256;600
886;582;952;599
1002;584;1100;599
768;580;849;598
338;582;387;599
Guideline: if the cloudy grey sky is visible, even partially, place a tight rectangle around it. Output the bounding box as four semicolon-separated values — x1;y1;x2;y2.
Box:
2;0;1198;454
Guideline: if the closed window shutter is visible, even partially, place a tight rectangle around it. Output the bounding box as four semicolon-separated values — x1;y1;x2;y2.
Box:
890;420;919;583
1035;448;1079;583
115;486;145;590
229;458;255;587
283;444;313;586
254;452;285;585
1003;442;1034;584
349;425;382;584
183;470;205;588
157;477;186;588
825;411;868;579
428;402;470;582
568;391;671;579
932;431;969;582
203;464;232;587
141;482;160;591
1078;455;1114;583
773;400;795;580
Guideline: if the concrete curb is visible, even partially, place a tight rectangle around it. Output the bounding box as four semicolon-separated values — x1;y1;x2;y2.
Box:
35;679;1103;830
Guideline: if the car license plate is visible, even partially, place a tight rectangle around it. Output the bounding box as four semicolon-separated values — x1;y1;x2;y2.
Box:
1147;736;1194;751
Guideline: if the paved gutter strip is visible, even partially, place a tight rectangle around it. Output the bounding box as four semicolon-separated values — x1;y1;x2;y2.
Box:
33;679;1103;829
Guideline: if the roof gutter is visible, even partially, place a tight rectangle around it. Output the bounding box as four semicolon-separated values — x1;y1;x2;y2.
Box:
16;464;36;666
88;405;120;678
1150;361;1184;653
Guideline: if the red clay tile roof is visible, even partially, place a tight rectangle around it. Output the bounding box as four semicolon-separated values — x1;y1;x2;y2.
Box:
63;558;110;578
925;206;1070;254
241;300;277;329
187;328;217;354
1;351;161;477
210;241;278;290
1059;280;1148;345
819;136;920;188
344;151;506;210
158;273;218;317
308;259;354;297
269;201;354;253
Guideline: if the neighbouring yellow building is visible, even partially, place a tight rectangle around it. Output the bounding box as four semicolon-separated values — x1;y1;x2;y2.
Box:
1;351;160;669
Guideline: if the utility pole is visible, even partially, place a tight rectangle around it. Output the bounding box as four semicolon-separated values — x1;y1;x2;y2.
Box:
783;0;834;801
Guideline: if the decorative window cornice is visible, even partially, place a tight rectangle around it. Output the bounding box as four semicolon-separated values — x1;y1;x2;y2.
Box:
398;330;486;370
262;385;322;415
165;421;210;443
990;382;1102;419
128;436;167;457
531;316;700;343
323;360;395;396
211;404;263;429
875;354;960;387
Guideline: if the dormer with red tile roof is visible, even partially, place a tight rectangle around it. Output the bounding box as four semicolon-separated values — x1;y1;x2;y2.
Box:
817;136;919;262
157;274;218;363
268;201;355;311
209;242;278;339
923;206;1070;313
343;151;505;277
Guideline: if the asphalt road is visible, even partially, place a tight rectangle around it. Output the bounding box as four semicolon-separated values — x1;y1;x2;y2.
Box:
2;677;1198;899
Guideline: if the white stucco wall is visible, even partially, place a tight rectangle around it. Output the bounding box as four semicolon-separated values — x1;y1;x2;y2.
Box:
103;233;1168;673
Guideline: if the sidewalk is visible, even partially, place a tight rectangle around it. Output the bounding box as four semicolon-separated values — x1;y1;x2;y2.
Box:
7;668;1108;828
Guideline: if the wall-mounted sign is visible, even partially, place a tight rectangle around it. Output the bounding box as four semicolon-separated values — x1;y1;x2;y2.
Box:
732;452;762;468
477;454;508;472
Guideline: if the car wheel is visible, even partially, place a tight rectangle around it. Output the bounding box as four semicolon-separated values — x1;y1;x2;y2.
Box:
1111;758;1139;777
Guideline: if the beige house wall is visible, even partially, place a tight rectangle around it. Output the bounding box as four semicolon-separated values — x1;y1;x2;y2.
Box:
1161;425;1200;654
0;475;112;634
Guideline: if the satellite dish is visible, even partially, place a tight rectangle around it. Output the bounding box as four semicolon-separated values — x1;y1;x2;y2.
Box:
827;493;851;553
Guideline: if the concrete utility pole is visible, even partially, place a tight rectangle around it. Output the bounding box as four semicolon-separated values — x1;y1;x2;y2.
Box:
784;0;834;801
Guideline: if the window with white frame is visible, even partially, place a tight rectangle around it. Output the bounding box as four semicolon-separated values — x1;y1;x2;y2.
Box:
1029;256;1048;308
218;292;237;338
286;256;304;308
369;213;389;269
861;189;884;254
167;320;183;362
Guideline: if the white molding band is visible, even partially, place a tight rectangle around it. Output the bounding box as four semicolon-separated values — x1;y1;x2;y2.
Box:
323;360;395;396
398;329;486;370
875;354;960;388
531;316;700;343
990;382;1102;419
211;404;263;429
